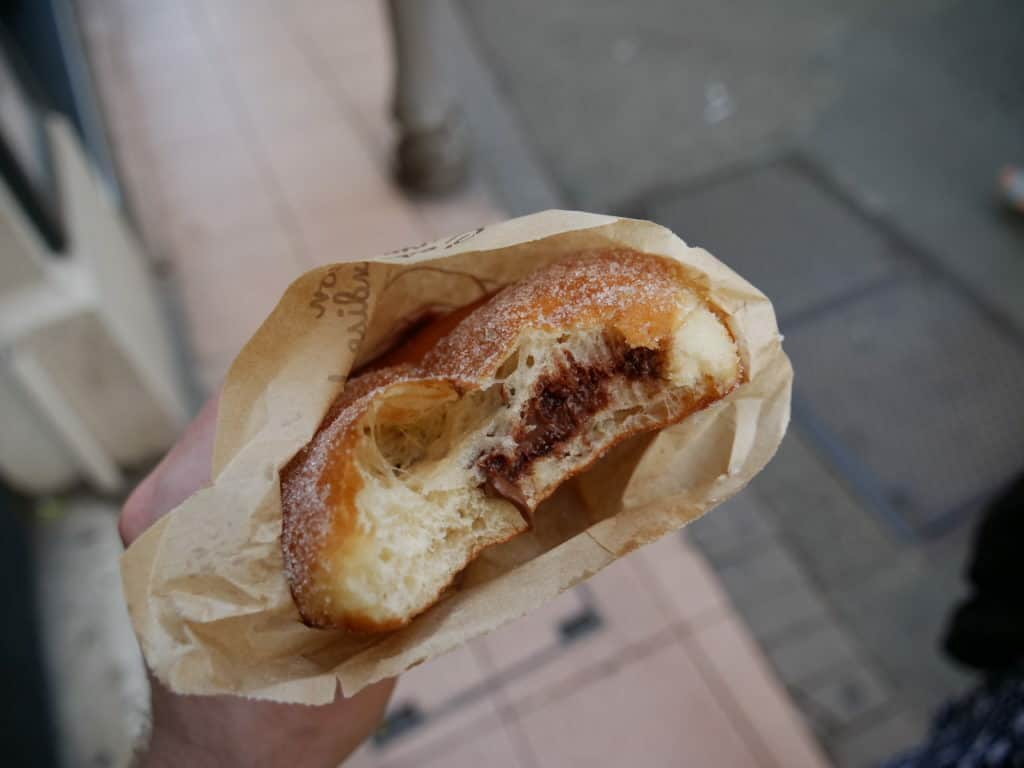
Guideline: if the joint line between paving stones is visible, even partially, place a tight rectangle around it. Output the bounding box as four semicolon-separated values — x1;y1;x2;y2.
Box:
788;665;893;733
823;698;926;754
382;630;679;768
186;1;311;269
376;708;508;768
469;640;541;768
915;480;1015;539
608;152;788;222
778;272;904;332
785;153;1024;349
99;12;212;413
679;620;789;768
791;395;918;542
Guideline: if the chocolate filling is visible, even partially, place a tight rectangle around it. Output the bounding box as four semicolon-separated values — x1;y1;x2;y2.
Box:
479;343;665;521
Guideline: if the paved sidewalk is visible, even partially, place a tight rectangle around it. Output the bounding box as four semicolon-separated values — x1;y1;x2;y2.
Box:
52;0;831;766
460;0;1024;764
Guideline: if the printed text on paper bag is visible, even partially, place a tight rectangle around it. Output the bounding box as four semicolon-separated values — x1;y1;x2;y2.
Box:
310;263;371;353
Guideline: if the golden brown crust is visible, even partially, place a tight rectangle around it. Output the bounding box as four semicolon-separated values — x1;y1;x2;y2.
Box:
280;370;445;630
424;249;696;383
280;248;735;631
360;294;494;372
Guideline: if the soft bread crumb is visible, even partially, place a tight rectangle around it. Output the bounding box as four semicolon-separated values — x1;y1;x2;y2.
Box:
668;305;740;387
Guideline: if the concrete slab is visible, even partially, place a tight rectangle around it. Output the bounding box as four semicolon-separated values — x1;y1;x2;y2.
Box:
765;620;860;685
830;555;970;712
751;433;903;590
459;0;870;211
686;490;776;563
803;0;1024;336
740;578;833;645
831;707;929;768
649;163;900;322
796;659;891;733
785;274;1024;534
439;1;1024;763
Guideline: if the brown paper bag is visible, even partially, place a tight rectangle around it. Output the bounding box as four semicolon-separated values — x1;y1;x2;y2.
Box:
121;210;792;703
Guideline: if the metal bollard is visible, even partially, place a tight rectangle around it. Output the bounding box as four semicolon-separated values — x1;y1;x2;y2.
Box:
386;0;468;195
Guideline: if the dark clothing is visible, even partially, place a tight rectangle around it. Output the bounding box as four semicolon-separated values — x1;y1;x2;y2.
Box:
945;473;1024;673
883;474;1024;767
882;668;1024;768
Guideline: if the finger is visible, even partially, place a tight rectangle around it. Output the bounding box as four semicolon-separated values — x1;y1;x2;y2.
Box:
120;395;220;546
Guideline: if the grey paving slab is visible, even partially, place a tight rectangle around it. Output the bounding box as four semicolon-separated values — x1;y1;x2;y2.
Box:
921;513;976;579
459;0;874;212
766;619;860;685
740;577;833;645
741;431;970;726
796;660;891;733
784;274;1024;534
830;556;970;712
648;163;900;321
803;0;1024;336
716;541;815;607
831;708;929;768
455;1;1016;763
443;1;563;215
750;433;903;590
686;489;775;564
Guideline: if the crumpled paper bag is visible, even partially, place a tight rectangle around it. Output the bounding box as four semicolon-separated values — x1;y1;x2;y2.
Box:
122;210;792;703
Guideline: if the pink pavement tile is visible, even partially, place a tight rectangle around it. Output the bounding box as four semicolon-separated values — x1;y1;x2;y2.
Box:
259;120;430;265
201;0;290;53
226;42;326;95
234;76;338;135
288;0;394;156
286;4;506;250
517;640;761;768
342;743;384;768
206;0;500;265
121;27;201;68
689;614;832;768
268;152;382;222
192;4;327;128
115;39;212;104
89;0;513;382
212;29;340;135
219;37;311;83
333;101;395;182
153;137;279;250
260;115;380;195
173;225;305;379
320;25;393;119
293;193;428;267
100;97;154;183
414;179;508;242
298;0;393;67
632;532;731;627
396;723;527;768
131;76;237;148
479;587;578;674
370;643;505;768
117;3;200;63
481;555;673;710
